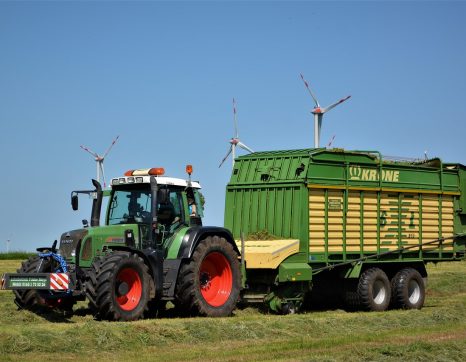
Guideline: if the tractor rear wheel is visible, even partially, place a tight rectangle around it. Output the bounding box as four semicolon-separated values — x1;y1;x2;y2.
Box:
357;268;391;311
391;268;425;309
86;251;150;321
175;236;241;317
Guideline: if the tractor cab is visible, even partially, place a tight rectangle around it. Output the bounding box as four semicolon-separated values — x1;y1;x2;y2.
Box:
107;167;203;249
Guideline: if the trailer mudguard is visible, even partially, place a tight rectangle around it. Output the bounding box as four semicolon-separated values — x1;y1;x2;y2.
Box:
343;261;427;279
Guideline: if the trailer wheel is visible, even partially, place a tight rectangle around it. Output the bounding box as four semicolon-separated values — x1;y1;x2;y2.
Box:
391;268;425;309
14;256;76;312
357;268;391;311
175;236;241;317
281;301;298;315
86;251;150;321
343;280;361;310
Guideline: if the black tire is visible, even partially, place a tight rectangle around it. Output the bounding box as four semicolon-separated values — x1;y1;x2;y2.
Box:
391;268;425;310
281;301;298;315
343;280;361;311
13;256;44;309
175;236;241;317
85;255;103;314
85;251;151;321
357;268;391;311
14;256;76;312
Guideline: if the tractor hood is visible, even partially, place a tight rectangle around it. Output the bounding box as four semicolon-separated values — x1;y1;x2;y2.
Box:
58;228;89;260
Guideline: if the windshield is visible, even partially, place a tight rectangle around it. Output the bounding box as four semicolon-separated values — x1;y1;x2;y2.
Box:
108;188;152;225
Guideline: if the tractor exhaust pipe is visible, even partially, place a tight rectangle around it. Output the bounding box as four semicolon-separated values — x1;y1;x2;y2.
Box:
90;179;103;227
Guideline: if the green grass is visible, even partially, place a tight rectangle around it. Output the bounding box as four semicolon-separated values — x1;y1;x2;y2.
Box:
0;252;35;261
0;260;465;361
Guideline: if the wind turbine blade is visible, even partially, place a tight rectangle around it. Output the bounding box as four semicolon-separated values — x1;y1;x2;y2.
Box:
80;145;99;158
233;98;239;138
327;135;336;148
237;141;254;153
321;95;351;113
219;145;233;168
102;135;120;159
300;73;320;107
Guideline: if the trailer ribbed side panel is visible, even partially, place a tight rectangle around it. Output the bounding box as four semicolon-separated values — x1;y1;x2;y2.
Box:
308;188;455;256
226;186;302;239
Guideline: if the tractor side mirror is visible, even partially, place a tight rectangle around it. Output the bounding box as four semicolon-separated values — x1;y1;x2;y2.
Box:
71;194;79;211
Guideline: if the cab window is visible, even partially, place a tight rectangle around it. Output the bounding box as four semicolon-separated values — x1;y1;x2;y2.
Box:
108;188;151;225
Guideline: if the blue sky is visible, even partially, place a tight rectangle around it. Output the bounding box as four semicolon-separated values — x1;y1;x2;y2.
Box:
1;1;465;252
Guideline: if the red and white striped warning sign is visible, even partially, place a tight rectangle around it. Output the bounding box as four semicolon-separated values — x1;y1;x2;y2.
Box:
50;273;69;290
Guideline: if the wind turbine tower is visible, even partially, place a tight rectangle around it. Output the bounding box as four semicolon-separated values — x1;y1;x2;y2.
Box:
300;74;351;148
80;135;120;187
219;98;254;169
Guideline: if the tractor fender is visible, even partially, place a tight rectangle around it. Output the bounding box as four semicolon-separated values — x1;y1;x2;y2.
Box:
176;226;240;260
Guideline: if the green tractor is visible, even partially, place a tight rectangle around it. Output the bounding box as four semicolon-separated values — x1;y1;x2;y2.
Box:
2;166;241;321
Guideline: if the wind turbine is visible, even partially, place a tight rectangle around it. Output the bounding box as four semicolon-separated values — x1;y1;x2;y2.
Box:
219;98;254;169
80;135;119;187
300;73;351;148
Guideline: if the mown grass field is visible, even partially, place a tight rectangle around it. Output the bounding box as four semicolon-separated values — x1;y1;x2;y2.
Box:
1;259;465;361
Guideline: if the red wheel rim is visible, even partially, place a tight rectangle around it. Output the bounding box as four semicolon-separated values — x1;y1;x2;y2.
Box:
116;268;142;311
199;252;233;307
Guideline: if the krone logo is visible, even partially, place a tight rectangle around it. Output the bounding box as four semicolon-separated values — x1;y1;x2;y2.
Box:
349;165;362;180
348;164;400;182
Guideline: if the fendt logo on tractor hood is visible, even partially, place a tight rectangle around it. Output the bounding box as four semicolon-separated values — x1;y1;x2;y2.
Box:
349;165;400;182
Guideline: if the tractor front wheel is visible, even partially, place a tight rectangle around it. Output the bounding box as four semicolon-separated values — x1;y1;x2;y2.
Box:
13;256;45;309
86;251;150;321
175;236;241;317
